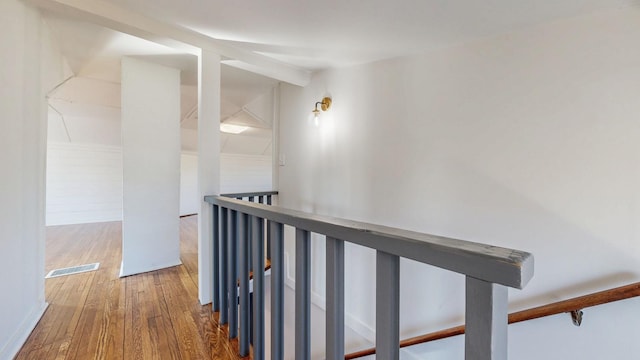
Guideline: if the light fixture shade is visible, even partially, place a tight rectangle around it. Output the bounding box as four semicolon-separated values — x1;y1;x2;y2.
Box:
312;109;321;126
311;96;332;126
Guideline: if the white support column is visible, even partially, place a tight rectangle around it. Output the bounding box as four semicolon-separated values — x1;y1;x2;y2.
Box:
197;49;221;304
120;57;181;277
271;85;280;193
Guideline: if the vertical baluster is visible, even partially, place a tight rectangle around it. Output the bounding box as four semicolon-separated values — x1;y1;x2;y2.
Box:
326;237;345;360
238;213;250;357
376;250;399;360
252;216;265;360
219;207;228;324
227;209;238;338
465;277;508;360
212;205;220;312
246;212;253;341
270;222;284;360
295;229;311;360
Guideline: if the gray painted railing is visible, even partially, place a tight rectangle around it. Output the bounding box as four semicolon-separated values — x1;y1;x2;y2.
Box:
205;193;534;360
222;191;277;262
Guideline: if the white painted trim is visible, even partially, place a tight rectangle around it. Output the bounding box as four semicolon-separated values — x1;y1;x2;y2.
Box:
346;312;376;343
0;302;49;360
25;0;311;86
311;290;326;311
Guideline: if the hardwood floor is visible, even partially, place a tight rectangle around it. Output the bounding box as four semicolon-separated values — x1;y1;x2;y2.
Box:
15;216;245;360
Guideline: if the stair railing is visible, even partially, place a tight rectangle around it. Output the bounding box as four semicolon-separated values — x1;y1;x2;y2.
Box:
205;193;534;360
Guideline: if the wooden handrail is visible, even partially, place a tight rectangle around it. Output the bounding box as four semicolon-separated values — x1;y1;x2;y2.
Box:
345;281;640;359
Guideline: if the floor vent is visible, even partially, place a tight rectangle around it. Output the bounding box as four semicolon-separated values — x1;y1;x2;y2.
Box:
45;263;100;279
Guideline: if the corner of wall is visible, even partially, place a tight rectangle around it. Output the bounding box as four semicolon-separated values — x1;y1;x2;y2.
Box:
0;0;60;357
0;302;48;360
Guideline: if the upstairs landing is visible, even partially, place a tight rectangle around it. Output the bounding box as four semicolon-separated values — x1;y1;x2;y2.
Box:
16;217;244;360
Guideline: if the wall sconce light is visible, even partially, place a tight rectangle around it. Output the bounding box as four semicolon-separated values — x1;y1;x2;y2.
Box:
311;97;332;126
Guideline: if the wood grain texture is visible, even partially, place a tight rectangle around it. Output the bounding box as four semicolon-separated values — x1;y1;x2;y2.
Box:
345;282;640;359
206;196;533;289
15;216;246;360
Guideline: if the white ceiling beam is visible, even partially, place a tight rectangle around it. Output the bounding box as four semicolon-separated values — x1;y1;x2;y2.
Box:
25;0;311;86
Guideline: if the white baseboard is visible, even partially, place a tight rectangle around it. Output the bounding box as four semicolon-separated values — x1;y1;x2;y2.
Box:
0;301;48;360
345;312;375;342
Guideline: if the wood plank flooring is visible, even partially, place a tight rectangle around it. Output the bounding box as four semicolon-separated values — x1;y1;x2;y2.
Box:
15;216;245;360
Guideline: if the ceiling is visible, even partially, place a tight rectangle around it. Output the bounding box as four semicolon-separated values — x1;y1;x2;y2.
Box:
41;0;639;153
44;14;279;116
100;0;637;69
43;13;278;153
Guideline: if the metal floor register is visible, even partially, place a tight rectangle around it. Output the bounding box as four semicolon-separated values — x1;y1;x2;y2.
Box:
45;263;100;278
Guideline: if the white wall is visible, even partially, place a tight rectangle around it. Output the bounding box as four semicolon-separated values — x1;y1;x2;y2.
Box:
221;154;273;193
196;49;222;304
44;145;272;224
47;111;122;146
180;152;199;215
182;152;275;215
178;152;274;215
46;143;123;225
279;9;640;359
0;1;68;358
183;152;273;210
120;57;181;277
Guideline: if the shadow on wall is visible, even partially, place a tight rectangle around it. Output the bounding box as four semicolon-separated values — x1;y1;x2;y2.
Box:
282;151;640;341
390;157;640;338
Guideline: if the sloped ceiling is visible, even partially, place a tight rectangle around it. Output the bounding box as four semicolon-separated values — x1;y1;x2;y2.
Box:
44;13;277;154
101;0;638;69
43;0;639;154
